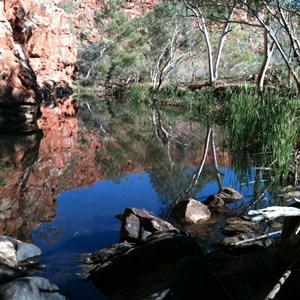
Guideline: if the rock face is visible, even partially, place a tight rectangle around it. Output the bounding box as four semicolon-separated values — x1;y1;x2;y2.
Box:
0;0;76;132
1;0;76;85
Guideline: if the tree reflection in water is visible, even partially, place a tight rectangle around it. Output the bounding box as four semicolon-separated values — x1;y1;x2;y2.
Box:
1;98;240;299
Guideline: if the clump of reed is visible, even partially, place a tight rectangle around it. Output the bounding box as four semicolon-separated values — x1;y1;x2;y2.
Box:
230;90;300;183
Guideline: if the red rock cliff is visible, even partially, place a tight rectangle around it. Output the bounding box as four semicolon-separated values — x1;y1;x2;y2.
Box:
1;0;76;85
0;0;76;132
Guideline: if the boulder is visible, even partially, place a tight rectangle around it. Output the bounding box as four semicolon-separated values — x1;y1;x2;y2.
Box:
80;231;212;296
171;198;211;224
204;187;243;209
0;236;44;286
212;251;277;300
118;207;178;243
204;195;226;210
0;236;68;298
110;255;230;300
0;236;41;268
217;186;244;203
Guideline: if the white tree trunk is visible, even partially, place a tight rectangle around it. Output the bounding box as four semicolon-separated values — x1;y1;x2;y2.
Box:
213;7;235;82
257;28;275;91
184;1;215;85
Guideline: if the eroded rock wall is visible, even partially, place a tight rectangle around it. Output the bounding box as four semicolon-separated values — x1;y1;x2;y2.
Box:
0;0;76;132
1;0;76;85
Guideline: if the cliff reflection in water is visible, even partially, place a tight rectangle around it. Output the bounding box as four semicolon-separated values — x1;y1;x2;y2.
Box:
0;98;237;299
0;130;45;241
0;100;103;241
0;99;233;244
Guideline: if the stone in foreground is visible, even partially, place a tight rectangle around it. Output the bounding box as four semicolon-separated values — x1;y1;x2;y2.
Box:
0;276;68;300
118;207;178;243
0;236;41;268
171;198;211;224
79;230;230;299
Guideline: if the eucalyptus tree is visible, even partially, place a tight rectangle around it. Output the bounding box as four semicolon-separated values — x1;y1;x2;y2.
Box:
236;0;300;92
144;1;196;91
179;0;237;85
256;15;276;92
77;0;196;90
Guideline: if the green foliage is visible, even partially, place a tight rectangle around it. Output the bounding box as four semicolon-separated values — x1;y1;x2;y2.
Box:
72;81;99;102
74;0;300;92
123;84;152;103
220;30;261;78
146;1;197;89
77;0;150;85
77;0;195;88
230;90;300;182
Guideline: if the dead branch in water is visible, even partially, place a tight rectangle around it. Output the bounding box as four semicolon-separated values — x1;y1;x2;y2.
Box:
229;230;281;247
246;206;300;222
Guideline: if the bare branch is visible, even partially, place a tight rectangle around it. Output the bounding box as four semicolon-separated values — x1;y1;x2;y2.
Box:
229;230;281;247
247;206;300;222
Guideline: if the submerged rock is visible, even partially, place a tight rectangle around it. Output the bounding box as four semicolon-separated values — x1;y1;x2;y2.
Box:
204;195;227;210
221;217;273;249
171;198;211;224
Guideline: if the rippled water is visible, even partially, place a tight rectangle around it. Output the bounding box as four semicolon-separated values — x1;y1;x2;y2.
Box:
0;99;271;299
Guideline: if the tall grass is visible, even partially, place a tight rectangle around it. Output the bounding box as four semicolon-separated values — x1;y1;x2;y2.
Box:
231;90;300;183
123;84;152;103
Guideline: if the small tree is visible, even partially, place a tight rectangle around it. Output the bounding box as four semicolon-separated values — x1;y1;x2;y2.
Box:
181;0;236;85
237;0;300;92
144;1;196;91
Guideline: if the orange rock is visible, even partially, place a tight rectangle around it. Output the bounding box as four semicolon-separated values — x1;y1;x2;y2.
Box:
1;0;76;88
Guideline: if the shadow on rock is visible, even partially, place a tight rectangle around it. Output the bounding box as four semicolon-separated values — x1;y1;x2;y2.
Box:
79;208;231;299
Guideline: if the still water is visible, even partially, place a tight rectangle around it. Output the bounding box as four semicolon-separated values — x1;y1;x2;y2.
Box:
0;99;269;299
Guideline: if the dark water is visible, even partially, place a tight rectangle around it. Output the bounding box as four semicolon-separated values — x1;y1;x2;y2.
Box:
0;99;272;299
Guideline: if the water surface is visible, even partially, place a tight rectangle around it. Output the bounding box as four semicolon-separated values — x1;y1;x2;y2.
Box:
0;99;271;299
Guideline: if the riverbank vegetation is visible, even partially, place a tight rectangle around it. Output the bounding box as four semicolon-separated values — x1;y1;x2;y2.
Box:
71;0;300;93
66;0;300;185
